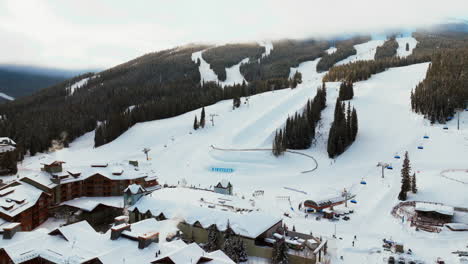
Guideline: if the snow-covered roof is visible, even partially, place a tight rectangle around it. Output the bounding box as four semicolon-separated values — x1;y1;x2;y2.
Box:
0;137;15;145
0;219;190;264
125;183;145;194
415;202;454;216
120;218;178;241
0;137;15;153
129;188;281;239
0;182;44;218
3;221;105;264
61;196;124;212
153;241;235;264
216;179;231;188
23;162;154;188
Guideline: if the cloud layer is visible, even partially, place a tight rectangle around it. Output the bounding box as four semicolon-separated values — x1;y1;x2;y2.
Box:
0;0;466;70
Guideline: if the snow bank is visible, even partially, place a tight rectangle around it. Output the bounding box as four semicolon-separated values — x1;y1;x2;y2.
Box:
0;92;14;101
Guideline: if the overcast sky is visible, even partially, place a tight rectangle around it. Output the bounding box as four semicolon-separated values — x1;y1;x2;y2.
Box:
0;0;466;70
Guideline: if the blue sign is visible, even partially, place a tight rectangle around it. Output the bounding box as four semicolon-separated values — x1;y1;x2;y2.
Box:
211;167;234;173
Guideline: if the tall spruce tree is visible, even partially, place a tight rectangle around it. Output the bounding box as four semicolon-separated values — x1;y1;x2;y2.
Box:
200;107;206;128
193;115;199;130
398;151;411;201
411;172;417;194
272;237;289;264
205;225;219;252
351;107;358;141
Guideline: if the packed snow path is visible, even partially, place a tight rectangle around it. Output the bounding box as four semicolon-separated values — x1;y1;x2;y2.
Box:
210;145;319;173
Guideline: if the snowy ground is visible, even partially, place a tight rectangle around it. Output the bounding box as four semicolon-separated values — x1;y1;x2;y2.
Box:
396;36;418;58
336;39;385;65
18;39;468;263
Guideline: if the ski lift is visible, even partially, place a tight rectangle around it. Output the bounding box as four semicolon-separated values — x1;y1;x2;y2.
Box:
417;146;424;149
360;180;367;185
350;200;357;204
386;165;393;170
394;155;401;159
423;135;429;139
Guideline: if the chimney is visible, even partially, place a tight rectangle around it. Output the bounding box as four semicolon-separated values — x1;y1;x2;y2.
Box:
3;223;22;239
138;232;159;249
114;215;129;226
110;223;131;240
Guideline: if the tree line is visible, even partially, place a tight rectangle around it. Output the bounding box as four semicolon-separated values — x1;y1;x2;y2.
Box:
327;99;358;158
411;47;468;123
327;82;358;158
323;55;430;83
272;84;327;156
202;43;265;82
374;37;399;60
0;150;18;175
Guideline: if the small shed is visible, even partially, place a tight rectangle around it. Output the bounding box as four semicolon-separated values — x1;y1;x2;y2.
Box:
214;180;233;195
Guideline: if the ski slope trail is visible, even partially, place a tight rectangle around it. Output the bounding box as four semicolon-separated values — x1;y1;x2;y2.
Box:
396;36;418;58
232;58;324;147
192;50;249;87
336;39;385;65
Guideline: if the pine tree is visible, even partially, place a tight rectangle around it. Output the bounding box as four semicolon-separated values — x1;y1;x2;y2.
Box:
351;107;358;141
272;237;289;264
205;224;219;252
411;172;417;194
200;107;206;128
193;115;199;130
398;151;411;201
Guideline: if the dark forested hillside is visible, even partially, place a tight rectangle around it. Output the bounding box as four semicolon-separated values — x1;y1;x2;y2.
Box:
202;44;265;81
412;31;468;57
240;39;329;81
0;45;210;155
316;36;371;72
0;43;297;155
374;37;398;60
411;47;468;123
0;69;66;99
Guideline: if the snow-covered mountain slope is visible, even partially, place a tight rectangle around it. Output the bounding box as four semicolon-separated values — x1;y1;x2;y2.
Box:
396;36;418;57
258;41;273;59
336;39;385;65
192;50;248;86
20;39;468;263
326;46;337;55
0;92;14;101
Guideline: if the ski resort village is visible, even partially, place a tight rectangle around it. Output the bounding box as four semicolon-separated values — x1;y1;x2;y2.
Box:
1;25;468;264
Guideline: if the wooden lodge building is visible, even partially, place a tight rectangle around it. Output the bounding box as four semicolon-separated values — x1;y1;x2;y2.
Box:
0;160;159;231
